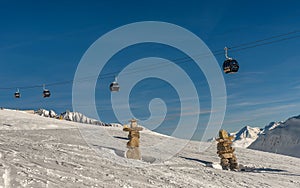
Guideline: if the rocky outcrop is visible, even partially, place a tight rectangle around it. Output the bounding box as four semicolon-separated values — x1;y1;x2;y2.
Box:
35;109;57;118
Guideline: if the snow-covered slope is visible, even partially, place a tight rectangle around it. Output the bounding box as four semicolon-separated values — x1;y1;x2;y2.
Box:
0;109;300;187
232;126;262;148
0;109;77;130
249;115;300;158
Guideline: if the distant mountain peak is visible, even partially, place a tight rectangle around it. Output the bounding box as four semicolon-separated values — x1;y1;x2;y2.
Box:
234;125;261;140
35;109;121;127
230;125;261;148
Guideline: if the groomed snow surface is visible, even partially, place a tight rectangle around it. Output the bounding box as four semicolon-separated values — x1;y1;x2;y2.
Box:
0;109;299;187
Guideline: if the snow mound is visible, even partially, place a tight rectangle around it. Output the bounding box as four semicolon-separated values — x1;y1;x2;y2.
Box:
249;115;300;158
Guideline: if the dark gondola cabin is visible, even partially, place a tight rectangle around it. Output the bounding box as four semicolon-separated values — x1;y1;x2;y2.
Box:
223;59;239;74
110;82;120;92
14;92;20;98
223;47;239;74
43;90;51;98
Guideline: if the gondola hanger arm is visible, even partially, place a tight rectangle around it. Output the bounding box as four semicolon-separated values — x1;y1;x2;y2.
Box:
224;47;232;60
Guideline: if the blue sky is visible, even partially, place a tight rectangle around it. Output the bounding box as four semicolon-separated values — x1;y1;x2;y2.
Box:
0;0;300;139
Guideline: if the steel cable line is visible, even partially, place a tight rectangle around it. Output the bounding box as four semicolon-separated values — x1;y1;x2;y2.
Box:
229;34;300;52
1;29;300;90
228;30;300;50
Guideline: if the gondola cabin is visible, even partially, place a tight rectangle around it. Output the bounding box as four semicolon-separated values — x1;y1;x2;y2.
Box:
223;59;239;74
14;92;21;98
43;89;51;98
110;81;120;92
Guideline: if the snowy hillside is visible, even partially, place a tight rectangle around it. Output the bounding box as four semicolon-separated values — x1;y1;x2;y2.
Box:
249;115;300;158
231;122;282;148
0;109;300;187
232;126;262;148
231;116;300;158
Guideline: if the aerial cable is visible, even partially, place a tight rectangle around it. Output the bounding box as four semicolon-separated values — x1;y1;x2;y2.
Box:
229;30;300;50
229;34;300;53
0;29;299;90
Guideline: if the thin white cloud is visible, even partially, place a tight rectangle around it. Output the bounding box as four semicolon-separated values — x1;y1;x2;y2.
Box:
231;95;299;107
293;85;300;90
250;104;297;117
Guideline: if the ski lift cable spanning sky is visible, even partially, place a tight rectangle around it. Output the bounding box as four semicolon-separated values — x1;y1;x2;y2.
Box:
0;29;300;91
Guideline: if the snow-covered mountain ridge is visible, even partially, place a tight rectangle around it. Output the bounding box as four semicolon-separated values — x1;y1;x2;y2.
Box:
249;115;300;158
231;126;262;148
35;109;121;127
231;115;300;158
